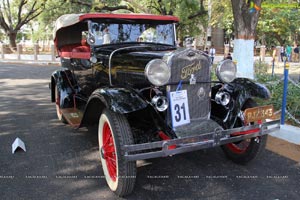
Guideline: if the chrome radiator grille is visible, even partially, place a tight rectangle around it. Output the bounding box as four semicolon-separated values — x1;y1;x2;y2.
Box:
167;49;211;121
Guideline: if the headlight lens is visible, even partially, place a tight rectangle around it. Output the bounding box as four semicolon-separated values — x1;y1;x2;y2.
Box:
145;59;171;86
216;59;237;83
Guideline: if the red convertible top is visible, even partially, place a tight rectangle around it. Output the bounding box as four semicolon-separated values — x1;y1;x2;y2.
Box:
54;13;179;38
80;13;179;22
54;13;179;59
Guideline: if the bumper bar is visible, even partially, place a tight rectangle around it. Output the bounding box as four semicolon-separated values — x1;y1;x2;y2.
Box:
124;120;280;161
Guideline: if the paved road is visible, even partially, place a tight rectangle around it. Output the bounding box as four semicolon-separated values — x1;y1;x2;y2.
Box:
0;63;300;200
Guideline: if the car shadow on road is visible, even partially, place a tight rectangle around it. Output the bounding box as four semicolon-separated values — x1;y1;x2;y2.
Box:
45;124;300;200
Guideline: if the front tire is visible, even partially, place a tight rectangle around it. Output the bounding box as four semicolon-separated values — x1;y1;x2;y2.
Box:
221;99;267;165
98;109;136;197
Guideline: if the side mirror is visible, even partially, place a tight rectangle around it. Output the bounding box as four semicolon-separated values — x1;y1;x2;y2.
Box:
87;34;96;45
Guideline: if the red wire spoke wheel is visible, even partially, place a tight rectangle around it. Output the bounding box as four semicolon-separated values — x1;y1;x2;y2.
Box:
98;109;136;196
102;122;117;181
226;138;253;154
221;99;267;164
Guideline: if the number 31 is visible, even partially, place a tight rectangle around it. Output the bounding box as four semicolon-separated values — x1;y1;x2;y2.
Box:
174;103;186;122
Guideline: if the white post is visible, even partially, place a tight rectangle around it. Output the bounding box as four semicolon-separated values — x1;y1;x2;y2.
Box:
17;44;22;60
0;44;4;59
260;45;266;62
51;44;55;61
34;44;39;61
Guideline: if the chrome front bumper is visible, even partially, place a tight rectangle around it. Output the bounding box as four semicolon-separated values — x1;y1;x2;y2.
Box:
124;119;280;161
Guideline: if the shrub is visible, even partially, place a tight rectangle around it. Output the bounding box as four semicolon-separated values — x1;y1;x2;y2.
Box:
256;72;300;126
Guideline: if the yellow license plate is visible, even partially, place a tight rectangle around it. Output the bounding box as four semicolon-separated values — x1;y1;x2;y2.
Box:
244;105;274;123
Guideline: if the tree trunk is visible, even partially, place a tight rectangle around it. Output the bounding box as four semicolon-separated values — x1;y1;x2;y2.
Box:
8;32;17;52
231;0;262;79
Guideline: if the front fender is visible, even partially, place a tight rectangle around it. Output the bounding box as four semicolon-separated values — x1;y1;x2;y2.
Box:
211;78;271;129
92;87;148;113
230;78;271;100
80;87;148;126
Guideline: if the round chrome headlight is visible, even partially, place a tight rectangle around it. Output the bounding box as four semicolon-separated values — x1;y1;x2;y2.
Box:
216;59;237;83
145;59;171;86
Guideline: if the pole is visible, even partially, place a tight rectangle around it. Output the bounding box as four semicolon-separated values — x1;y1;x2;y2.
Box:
206;0;212;47
280;58;289;125
271;60;275;76
271;46;276;76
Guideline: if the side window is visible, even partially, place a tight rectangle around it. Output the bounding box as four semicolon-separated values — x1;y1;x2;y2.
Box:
89;23;113;45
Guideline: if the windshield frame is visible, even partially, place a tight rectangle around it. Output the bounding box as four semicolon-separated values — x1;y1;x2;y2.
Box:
86;19;177;47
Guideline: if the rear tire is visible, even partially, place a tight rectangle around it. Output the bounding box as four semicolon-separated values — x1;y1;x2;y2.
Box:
98;109;136;197
55;85;67;123
221;99;267;165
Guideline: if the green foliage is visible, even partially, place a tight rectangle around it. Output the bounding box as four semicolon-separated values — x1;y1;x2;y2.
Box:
0;0;46;48
255;67;300;125
211;0;233;31
209;0;300;47
34;0;92;41
6;0;300;48
257;0;300;46
0;30;4;42
127;0;207;42
254;60;269;75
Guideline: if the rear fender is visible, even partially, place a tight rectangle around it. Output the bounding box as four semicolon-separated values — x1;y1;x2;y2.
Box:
80;87;148;126
50;69;77;108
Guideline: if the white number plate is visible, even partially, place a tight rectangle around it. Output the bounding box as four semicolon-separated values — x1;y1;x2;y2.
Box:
169;90;190;128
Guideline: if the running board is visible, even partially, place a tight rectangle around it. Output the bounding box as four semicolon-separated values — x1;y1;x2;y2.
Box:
61;108;83;127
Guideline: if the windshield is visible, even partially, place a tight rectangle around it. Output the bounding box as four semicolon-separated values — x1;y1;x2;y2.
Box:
88;21;176;46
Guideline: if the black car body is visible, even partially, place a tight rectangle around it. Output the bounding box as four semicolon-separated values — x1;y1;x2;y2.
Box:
51;13;280;196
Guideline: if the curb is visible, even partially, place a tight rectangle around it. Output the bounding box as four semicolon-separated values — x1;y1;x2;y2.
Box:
0;60;60;66
270;124;300;145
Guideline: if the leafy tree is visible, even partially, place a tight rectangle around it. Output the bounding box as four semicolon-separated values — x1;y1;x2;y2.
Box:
211;0;300;47
258;1;300;46
0;0;46;51
34;0;207;46
0;30;4;43
35;0;133;42
210;0;233;44
125;0;207;45
174;0;207;43
67;0;134;12
35;0;92;42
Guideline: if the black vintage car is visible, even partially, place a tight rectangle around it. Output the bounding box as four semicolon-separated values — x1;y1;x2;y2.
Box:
51;13;280;196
